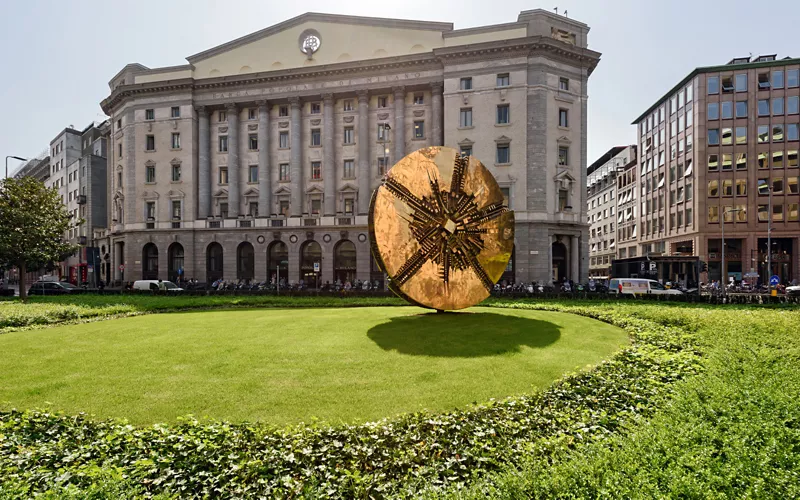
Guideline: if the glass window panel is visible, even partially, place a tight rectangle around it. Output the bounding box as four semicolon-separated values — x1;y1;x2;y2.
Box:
722;76;734;93
708;180;719;196
789;204;799;222
735;74;747;92
708;76;719;94
708;102;719;120
773;151;784;169
788;69;799;88
788;151;798;168
708;154;719;171
735;101;747;118
773;97;784;115
758;73;770;90
773;204;784;222
758;178;769;195
736;152;747;170
708;205;719;222
758;125;770;143
788;124;799;142
722;179;733;196
773;70;784;89
722;153;733;170
721;128;733;145
736;179;747;196
788;96;799;115
758;152;769;169
708;129;720;145
757;205;768;221
721;101;733;119
773;124;785;142
758;99;770;116
773;177;784;194
736;127;747;144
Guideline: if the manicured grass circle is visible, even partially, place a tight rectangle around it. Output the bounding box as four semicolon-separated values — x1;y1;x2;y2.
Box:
0;306;628;425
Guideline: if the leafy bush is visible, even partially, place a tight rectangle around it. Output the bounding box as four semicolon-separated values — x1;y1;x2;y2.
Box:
0;302;700;498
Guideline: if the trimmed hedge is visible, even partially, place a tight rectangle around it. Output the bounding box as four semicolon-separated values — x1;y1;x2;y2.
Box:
0;302;701;498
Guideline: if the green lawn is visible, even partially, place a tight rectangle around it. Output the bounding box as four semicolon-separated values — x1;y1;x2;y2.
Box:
0;306;627;426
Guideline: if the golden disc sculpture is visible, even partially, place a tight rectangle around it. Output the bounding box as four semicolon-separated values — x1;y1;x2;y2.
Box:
369;146;515;310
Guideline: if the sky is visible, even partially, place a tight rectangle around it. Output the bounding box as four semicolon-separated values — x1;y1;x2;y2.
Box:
2;0;799;176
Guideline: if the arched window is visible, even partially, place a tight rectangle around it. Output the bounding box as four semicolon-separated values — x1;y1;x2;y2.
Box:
267;241;288;284
206;242;224;282
142;243;158;280
299;240;322;289
168;243;184;282
237;242;255;280
333;240;357;283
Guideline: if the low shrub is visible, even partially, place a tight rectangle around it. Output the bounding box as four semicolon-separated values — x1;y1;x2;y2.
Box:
0;302;701;498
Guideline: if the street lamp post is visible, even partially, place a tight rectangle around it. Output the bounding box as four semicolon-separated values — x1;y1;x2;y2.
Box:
5;155;27;179
767;183;773;293
721;207;742;295
380;122;392;292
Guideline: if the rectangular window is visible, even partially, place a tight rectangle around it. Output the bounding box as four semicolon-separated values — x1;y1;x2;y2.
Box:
460;77;472;90
171;106;180;118
278;200;289;216
146;201;155;219
758;205;768;221
559;108;569;127
279;105;288;117
496;104;510;124
758;152;769;169
218;167;228;184
172;164;181;182
219;111;227;123
708;76;720;94
722;153;733;171
708;128;720;145
249;134;258;150
789;204;799;222
758;72;770;89
678;90;685;108
310;128;321;146
378;96;388;108
758;99;769;117
721;128;733;145
460;108;473;127
343;100;353;111
721;101;733;119
559;77;569;91
310;102;321;114
735;100;747;118
758;178;770;195
722;179;733;196
735;126;747;145
788;124;799;141
378;122;390;141
789;150;799;168
145;164;156;183
708;154;719;171
773;124;785;142
773;151;784;169
249;165;258;183
279;163;289;181
219;135;228;152
708;205;719;223
118;143;122;158
311;161;321;180
789;176;799;194
248;108;256;120
708;102;719;120
496;73;510;87
171;133;180;149
413;94;424;105
773;97;784;115
414;121;424;139
558;147;569;166
343;126;354;144
279;131;289;149
496;144;510;164
736;152;747;170
773;70;784;89
736;178;747;196
343;159;355;178
721;76;734;93
773;204;784;222
558;189;568;212
249;202;258;217
758;125;770;143
788;96;799;115
788;69;800;88
735;73;747;92
219;203;228;219
145;109;154;120
172;200;181;220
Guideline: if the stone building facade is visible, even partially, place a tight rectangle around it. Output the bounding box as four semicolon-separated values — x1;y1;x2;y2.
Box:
633;55;800;285
101;10;600;286
586;145;636;278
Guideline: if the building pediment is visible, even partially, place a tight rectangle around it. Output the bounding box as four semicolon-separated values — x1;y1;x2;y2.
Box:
306;184;325;194
242;187;259;197
554;169;575;182
186;13;452;79
274;185;291;195
213;188;228;198
338;182;358;192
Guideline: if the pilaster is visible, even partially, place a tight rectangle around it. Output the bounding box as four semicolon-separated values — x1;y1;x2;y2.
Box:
322;93;335;215
226;102;240;218
357;90;370;214
196;106;210;218
257;100;270;216
431;82;443;146
289;97;303;217
393;86;406;162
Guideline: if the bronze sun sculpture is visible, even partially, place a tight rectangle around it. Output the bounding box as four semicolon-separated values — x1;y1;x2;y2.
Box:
369;146;515;310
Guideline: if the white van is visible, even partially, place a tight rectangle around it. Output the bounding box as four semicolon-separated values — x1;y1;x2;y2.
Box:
132;280;183;292
608;278;683;296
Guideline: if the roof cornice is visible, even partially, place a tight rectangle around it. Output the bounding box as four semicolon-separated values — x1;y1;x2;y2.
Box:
186;12;453;64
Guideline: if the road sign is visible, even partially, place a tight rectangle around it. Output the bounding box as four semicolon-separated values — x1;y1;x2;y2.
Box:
649;262;657;271
313;262;320;272
119;264;125;271
177;267;183;275
770;275;780;286
640;262;646;272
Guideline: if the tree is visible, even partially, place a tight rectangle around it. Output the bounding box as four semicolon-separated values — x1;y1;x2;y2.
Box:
0;177;80;302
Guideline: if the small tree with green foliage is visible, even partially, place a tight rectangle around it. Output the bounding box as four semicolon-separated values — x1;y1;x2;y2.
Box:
0;177;80;301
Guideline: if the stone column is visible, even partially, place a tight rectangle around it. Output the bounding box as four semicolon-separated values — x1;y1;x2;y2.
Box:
197;106;211;218
257;101;270;217
289;97;303;217
431;82;443;146
357;90;370;214
322;93;336;216
392;86;405;162
571;234;580;282
124;108;136;223
226;103;240;218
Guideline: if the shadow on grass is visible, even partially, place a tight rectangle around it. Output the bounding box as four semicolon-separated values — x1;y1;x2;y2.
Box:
367;312;560;357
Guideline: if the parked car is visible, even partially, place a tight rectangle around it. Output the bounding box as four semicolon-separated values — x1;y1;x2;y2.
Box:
132;280;183;292
786;284;800;296
608;278;684;296
28;281;81;295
